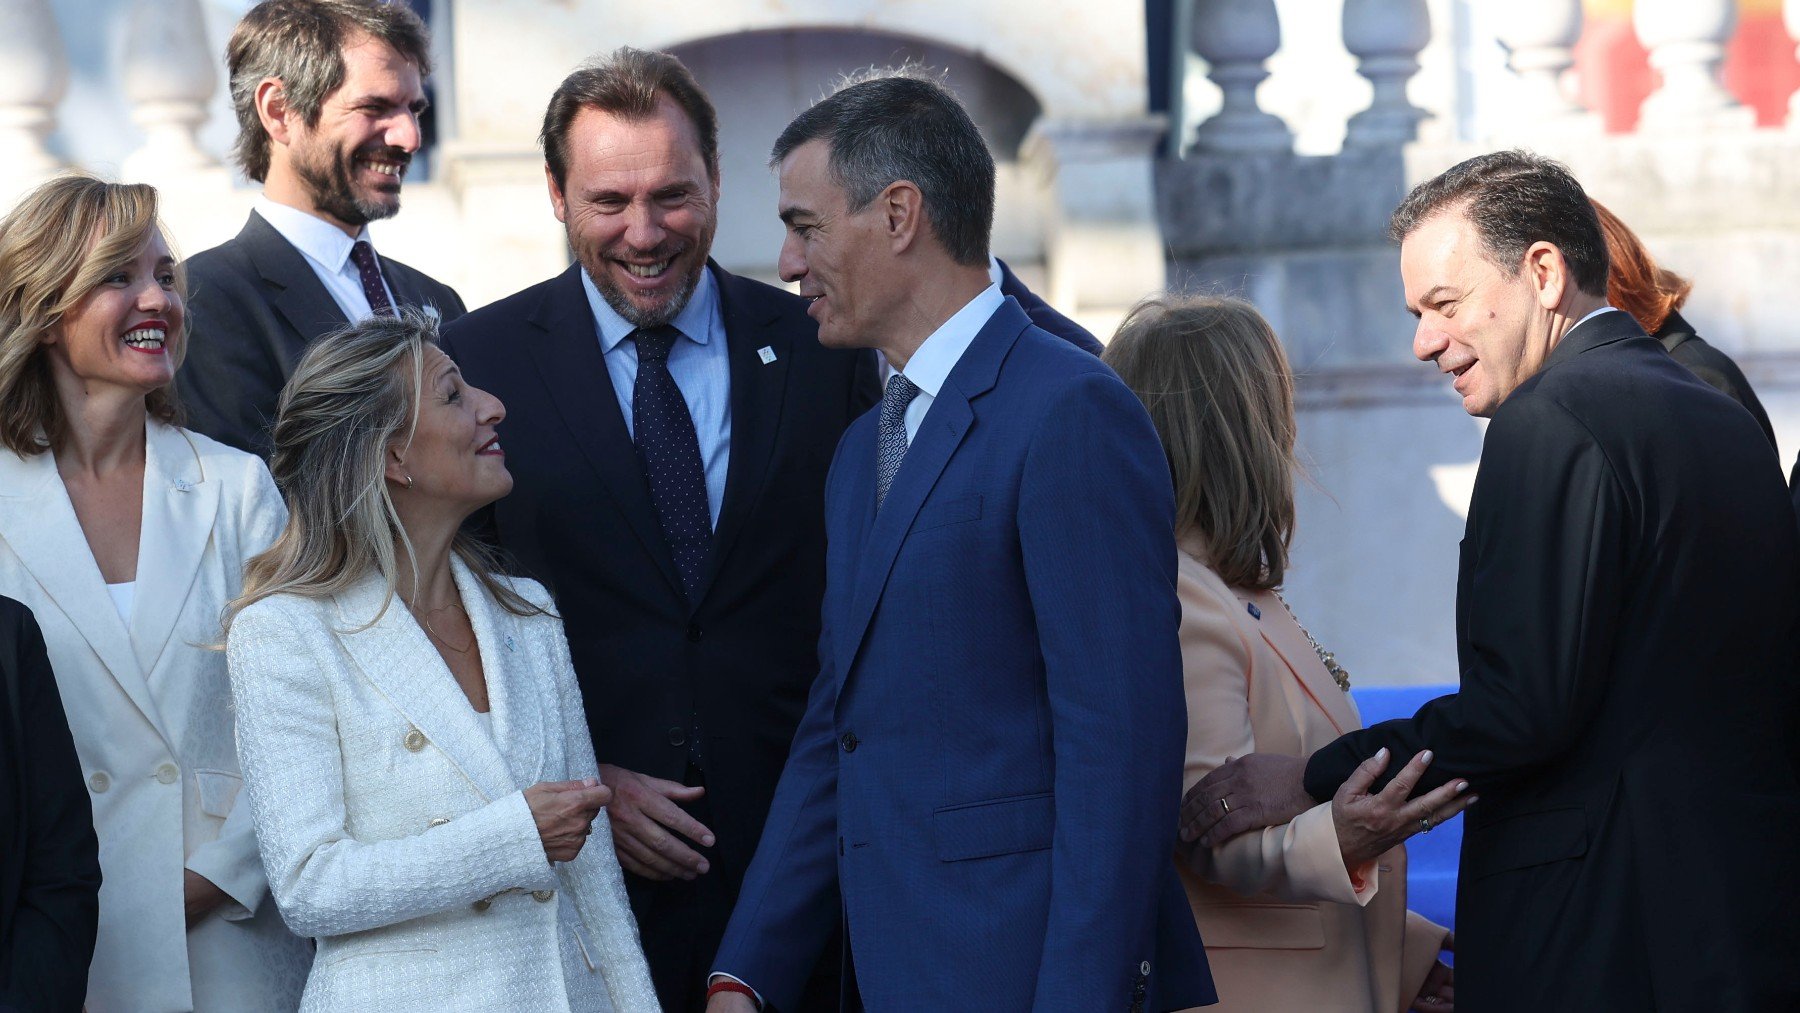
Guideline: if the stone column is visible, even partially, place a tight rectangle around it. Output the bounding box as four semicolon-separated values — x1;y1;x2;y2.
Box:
1493;0;1592;126
1188;0;1292;153
1341;0;1431;148
1021;116;1168;329
121;0;221;183
0;0;68;202
1634;0;1752;130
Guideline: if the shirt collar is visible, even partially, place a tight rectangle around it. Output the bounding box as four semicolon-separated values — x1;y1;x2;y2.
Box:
580;264;719;353
1571;305;1622;332
253;195;369;273
897;282;1004;400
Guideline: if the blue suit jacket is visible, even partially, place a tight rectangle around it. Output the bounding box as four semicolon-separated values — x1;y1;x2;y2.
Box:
714;298;1214;1011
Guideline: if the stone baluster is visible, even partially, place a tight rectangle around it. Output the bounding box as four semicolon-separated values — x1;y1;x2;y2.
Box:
1341;0;1431;147
121;0;220;182
1189;0;1293;153
0;0;69;196
1493;0;1590;124
1634;0;1751;130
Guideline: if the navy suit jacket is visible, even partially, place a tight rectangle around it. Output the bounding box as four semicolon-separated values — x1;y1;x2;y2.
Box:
996;258;1103;356
714;298;1213;1011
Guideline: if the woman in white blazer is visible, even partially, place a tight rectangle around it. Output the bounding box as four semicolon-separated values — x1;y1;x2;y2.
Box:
222;310;658;1011
0;176;310;1009
1104;298;1473;1013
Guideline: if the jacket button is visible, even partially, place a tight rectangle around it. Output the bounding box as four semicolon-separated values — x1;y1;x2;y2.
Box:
667;726;687;747
403;728;427;752
472;897;491;913
88;771;110;793
686;623;703;643
427;817;450;828
154;763;179;785
840;732;859;753
1140;961;1151;975
532;890;554;902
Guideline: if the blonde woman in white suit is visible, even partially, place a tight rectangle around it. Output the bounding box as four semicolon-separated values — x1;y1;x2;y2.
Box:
1104;297;1473;1013
222;309;658;1011
0;175;310;1009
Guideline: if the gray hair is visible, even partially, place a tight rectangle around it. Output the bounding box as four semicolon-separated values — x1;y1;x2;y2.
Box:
227;0;432;183
769;67;994;266
223;309;541;635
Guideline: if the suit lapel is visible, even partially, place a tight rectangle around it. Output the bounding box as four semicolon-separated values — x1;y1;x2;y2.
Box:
131;422;219;681
454;560;546;788
0;447;168;739
521;266;685;601
835;302;1027;680
1247;591;1361;738
332;571;516;802
702;264;791;606
241;212;350;352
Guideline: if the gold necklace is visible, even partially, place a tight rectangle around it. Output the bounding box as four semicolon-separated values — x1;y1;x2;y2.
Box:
409;599;473;655
1272;590;1351;692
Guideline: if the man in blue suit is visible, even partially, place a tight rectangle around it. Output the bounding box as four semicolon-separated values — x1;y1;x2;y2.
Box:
706;72;1214;1013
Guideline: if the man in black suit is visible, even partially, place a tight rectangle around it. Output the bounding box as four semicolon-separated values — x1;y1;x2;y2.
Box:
1187;151;1800;1011
0;597;100;1013
439;49;877;1011
182;0;465;456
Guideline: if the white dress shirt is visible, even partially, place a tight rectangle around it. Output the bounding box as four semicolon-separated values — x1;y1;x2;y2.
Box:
892;282;1006;445
580;267;732;529
253;196;397;322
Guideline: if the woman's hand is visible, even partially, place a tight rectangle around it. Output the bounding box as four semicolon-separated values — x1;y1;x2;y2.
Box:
1331;748;1475;870
525;778;614;863
183;870;229;928
1410;955;1454;1010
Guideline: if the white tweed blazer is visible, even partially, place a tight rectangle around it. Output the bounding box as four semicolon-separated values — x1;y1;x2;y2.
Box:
226;558;659;1012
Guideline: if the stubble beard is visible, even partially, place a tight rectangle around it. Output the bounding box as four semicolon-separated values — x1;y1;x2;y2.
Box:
579;236;712;330
294;139;406;228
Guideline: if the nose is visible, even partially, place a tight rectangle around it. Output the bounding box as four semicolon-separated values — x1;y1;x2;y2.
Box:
1413;319;1447;363
474;385;505;426
622;201;666;254
386;109;422;154
778;231;807;285
137;276;174;313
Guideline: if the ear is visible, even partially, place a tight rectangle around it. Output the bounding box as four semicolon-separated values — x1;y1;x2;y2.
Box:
384;443;410;488
882;180;924;254
1523;241;1569;312
256;78;295;147
544;165;569;224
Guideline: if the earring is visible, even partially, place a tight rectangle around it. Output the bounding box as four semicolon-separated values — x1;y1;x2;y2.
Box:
403;474;414;490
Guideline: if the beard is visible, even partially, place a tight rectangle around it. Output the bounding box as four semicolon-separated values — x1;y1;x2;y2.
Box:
294;140;409;227
578;235;710;330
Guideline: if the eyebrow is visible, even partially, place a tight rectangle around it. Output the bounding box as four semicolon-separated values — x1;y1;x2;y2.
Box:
778;206;813;226
1407;284;1458;317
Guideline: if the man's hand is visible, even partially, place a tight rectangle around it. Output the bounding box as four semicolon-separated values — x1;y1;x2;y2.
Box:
600;763;715;881
1180;753;1312;848
1410;959;1454;1010
1331;748;1475;868
705;992;758;1012
525;777;614;863
183;869;229;928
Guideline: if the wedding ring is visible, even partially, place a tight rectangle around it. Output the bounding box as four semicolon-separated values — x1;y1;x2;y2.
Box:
1219;798;1232;815
1419;817;1433;833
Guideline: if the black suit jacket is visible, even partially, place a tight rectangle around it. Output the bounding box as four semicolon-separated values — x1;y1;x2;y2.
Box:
0;597;99;1013
996;258;1104;355
441;263;879;1008
1303;311;1800;1012
181;211;467;456
1655;310;1777;450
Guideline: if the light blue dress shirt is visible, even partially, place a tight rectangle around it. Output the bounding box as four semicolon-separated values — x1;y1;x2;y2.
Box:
253;196;396;322
894;283;1004;445
580;268;732;529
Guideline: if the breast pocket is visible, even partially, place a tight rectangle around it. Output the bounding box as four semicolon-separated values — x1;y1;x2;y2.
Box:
1191;902;1325;950
933;791;1053;861
910;494;983;535
193;768;243;819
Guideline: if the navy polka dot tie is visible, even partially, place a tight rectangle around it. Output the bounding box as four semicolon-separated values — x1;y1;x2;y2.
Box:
629;325;712;604
349;240;395;317
876;372;921;511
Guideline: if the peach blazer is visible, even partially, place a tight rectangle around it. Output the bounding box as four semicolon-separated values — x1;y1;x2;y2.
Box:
1174;531;1446;1013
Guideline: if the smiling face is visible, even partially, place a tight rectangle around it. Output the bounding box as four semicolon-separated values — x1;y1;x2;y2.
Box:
42;230;183;397
1401;210;1549;418
776;138;894;351
282;34;425;230
548;97;718;329
394;345;511;513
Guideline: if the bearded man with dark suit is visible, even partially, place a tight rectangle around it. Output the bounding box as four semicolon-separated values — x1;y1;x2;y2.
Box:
183;0;465;457
1188;150;1800;1012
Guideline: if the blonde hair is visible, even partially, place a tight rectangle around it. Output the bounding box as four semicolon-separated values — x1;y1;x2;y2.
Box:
222;309;542;633
1103;295;1298;590
0;174;183;456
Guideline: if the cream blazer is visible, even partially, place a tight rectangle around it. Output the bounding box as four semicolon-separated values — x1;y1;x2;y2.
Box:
0;421;310;1011
225;558;659;1012
1175;532;1446;1013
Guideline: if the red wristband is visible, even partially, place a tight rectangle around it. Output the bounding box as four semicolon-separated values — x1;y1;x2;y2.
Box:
707;980;761;1007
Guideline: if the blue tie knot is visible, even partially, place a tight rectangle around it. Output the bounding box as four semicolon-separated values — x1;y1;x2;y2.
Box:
631;325;681;365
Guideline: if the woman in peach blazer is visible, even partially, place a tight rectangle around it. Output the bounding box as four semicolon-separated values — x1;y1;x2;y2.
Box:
1105;297;1467;1013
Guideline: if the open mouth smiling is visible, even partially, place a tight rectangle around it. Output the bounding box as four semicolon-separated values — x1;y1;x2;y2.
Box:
123;325;167;354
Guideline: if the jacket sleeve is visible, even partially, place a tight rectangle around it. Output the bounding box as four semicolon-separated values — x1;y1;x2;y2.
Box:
227;599;555;937
1398;908;1450;1009
1177;572;1374;906
1305;394;1630;801
185;458;289;919
0;603;100;1012
1016;371;1189;1009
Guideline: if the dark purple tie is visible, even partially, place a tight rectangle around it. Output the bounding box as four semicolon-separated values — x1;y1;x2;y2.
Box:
629;325;712;603
349;240;395;317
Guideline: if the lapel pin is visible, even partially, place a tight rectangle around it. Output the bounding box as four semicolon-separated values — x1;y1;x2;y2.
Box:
757;346;777;365
1246;602;1261;620
504;635;517;653
173;478;192;492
